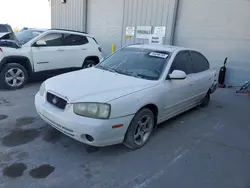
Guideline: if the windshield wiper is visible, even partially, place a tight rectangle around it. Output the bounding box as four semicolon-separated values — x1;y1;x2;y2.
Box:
97;65;117;73
115;69;157;80
115;69;143;79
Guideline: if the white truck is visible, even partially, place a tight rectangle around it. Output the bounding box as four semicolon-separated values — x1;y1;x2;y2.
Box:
0;29;103;89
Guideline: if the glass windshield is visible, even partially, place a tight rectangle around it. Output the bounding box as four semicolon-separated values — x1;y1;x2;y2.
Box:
15;30;44;44
96;48;170;80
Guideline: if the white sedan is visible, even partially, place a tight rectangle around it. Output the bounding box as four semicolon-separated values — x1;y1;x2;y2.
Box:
35;44;217;149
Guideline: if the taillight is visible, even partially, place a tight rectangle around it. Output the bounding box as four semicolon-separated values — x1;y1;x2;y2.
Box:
98;47;102;52
0;48;2;52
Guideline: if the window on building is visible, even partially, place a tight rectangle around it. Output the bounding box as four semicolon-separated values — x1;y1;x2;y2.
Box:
40;33;63;46
63;34;89;46
170;51;193;75
190;51;210;73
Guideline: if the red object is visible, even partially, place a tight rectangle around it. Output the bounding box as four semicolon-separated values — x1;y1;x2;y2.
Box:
112;124;124;129
218;84;226;88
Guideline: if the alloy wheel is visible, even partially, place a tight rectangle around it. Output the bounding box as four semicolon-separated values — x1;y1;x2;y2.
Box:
134;115;154;146
5;68;25;87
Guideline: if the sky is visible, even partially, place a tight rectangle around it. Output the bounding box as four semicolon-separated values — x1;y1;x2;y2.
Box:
0;0;51;29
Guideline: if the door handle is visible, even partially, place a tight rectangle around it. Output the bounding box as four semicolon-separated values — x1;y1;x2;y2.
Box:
57;49;64;51
81;48;87;50
189;83;194;86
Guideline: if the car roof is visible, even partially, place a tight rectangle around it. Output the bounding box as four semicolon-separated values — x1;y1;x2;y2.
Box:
127;44;189;53
21;28;48;32
49;29;94;38
50;28;88;34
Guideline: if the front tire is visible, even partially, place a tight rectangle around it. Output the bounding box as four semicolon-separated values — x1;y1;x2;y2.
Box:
82;60;98;69
0;63;28;90
124;109;155;150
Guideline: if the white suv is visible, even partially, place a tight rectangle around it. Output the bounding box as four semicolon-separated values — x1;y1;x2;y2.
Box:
0;29;103;89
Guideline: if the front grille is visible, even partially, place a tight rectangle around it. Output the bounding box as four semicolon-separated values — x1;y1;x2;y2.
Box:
46;92;67;110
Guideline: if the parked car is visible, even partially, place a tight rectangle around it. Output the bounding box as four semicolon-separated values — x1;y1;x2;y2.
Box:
35;44;217;149
0;28;103;89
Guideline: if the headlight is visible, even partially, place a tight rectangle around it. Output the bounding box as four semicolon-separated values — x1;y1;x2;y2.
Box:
39;82;46;96
73;103;111;119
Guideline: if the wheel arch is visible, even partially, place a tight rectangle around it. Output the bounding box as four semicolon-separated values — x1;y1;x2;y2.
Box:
83;56;100;64
137;103;159;127
0;56;33;76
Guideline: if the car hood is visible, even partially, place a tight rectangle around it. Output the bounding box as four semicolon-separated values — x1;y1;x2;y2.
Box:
0;32;21;48
0;32;11;39
45;68;158;103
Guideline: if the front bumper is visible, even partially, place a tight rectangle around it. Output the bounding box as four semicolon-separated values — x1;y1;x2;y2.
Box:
35;93;134;147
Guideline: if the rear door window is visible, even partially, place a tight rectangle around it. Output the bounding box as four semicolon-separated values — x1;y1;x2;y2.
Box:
63;34;89;46
190;51;210;73
169;51;193;75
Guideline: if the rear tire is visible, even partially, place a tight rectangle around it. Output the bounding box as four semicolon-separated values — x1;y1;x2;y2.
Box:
124;109;155;150
0;63;28;90
82;60;98;69
200;92;210;107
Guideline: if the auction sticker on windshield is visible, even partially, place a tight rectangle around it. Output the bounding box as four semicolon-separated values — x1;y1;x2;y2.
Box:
149;52;168;59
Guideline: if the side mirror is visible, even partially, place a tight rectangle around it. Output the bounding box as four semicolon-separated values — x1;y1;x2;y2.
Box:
169;70;187;80
35;40;46;46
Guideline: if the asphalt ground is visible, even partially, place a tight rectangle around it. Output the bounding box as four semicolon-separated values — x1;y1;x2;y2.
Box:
0;83;249;188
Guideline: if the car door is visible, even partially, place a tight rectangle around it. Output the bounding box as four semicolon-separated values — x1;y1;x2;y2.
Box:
190;51;211;102
162;51;196;120
31;32;68;72
63;33;89;68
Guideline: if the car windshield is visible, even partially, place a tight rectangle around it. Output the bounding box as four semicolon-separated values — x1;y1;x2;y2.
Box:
96;47;170;80
15;30;44;44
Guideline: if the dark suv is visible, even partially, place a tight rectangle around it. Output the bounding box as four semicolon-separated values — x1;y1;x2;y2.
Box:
0;24;13;33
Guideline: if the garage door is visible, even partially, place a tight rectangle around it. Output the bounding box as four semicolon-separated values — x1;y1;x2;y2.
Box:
86;0;123;56
174;0;250;85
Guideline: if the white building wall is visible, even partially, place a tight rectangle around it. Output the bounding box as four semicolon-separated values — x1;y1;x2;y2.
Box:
86;0;178;56
121;0;178;46
50;0;250;85
87;0;124;56
51;0;87;31
174;0;250;85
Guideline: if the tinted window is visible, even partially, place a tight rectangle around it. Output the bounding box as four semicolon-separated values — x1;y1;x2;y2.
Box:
63;34;88;46
96;48;170;80
40;33;63;46
170;51;193;74
190;51;209;73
